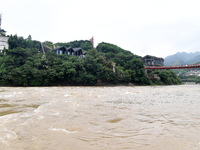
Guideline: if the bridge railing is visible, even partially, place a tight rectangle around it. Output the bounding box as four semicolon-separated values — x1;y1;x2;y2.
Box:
144;64;200;70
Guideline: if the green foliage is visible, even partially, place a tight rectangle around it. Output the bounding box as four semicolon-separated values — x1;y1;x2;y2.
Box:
97;42;141;57
96;42;150;85
0;30;6;36
150;70;182;85
43;41;54;49
0;48;46;86
55;40;93;51
8;34;40;50
27;35;32;41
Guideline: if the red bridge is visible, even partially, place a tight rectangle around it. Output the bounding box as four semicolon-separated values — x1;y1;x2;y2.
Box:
144;64;200;70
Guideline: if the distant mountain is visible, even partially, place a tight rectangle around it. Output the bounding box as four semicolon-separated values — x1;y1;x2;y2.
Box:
171;59;185;66
164;52;200;66
186;55;200;64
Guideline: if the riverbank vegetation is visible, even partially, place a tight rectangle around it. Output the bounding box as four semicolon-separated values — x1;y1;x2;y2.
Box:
0;34;182;86
149;70;182;85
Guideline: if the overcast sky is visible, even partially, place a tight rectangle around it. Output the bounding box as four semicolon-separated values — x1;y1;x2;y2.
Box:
1;0;200;58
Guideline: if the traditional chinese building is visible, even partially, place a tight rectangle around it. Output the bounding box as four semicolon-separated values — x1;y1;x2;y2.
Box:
52;46;84;58
40;43;86;58
142;55;164;66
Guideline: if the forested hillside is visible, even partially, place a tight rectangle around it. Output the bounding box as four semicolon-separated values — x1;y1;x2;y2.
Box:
97;42;150;85
0;34;182;86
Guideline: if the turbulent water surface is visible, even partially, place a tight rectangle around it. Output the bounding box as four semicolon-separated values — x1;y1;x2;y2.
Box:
0;85;200;150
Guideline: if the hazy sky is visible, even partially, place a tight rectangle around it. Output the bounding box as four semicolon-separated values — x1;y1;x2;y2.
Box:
1;0;200;58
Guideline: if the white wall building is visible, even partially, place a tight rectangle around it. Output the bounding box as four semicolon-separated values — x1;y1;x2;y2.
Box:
0;36;9;52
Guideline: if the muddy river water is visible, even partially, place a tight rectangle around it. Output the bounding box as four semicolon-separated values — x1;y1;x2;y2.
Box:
0;85;200;150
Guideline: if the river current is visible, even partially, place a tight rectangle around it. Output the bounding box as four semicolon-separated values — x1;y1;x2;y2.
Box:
0;85;200;150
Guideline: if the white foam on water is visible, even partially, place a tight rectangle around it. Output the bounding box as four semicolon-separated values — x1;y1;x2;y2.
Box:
37;115;44;120
3;92;16;98
49;128;77;134
0;128;18;147
50;110;60;116
97;95;105;98
34;102;49;113
0;137;8;150
0;137;7;144
0;112;20;123
32;100;80;126
64;94;71;97
5;133;11;138
124;92;131;94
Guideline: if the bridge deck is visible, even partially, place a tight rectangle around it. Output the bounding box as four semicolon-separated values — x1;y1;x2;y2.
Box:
144;64;200;70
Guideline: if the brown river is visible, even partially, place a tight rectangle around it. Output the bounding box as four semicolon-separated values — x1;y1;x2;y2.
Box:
0;85;200;150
